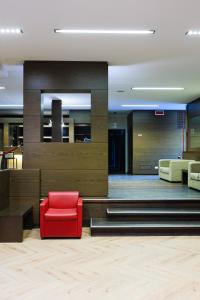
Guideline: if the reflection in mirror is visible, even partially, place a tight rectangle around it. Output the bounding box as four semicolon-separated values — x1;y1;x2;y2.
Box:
41;93;91;143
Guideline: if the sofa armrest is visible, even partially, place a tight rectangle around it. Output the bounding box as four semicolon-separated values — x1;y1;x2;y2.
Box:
40;198;48;214
77;197;83;237
159;160;170;168
40;198;48;238
77;197;83;215
189;162;200;174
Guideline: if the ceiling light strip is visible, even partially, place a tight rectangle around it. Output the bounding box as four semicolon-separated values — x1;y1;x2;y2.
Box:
54;29;155;35
132;87;184;91
0;86;6;90
62;104;91;107
0;104;91;108
186;30;200;36
0;28;23;34
121;104;159;107
0;104;23;107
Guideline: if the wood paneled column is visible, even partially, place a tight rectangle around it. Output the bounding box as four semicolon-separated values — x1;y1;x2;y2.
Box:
23;90;43;143
3;123;9;148
52;100;62;142
23;61;108;197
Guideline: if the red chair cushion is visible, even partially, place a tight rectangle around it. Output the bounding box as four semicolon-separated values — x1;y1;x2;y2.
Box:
48;191;79;208
44;208;77;221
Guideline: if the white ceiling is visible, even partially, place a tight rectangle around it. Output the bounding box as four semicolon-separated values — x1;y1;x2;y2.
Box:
1;0;200;110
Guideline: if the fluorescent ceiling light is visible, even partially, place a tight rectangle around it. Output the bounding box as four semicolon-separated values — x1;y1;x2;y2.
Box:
186;30;200;36
62;104;91;107
0;86;5;90
121;104;159;107
54;29;155;35
132;87;184;91
0;28;23;34
0;104;23;107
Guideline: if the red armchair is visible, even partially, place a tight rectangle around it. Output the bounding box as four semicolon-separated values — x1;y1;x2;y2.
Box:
40;191;83;238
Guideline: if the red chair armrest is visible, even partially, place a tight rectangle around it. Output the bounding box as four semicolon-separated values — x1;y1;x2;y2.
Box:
40;198;49;214
77;197;83;216
77;197;83;207
77;197;83;237
40;198;49;238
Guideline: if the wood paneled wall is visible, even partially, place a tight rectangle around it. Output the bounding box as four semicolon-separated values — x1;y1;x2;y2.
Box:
0;170;9;210
127;112;133;174
183;151;200;161
0;170;40;225
131;111;185;175
23;61;108;197
9;169;40;224
187;98;200;119
187;98;200;151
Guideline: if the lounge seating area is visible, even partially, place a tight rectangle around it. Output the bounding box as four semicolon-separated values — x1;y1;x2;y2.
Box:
159;159;200;192
159;159;194;182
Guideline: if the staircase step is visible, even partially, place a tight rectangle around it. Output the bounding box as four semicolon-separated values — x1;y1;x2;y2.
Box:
107;208;200;216
90;218;200;236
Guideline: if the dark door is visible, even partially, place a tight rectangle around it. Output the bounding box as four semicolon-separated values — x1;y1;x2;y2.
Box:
109;129;125;174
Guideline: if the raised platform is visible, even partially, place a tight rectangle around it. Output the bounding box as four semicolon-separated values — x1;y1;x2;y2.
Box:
86;175;200;235
108;175;200;199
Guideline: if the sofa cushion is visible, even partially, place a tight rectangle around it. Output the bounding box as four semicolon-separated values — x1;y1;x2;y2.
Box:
190;173;200;181
160;167;170;174
45;208;77;221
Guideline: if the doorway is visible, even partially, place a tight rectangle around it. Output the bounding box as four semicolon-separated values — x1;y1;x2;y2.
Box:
109;129;125;174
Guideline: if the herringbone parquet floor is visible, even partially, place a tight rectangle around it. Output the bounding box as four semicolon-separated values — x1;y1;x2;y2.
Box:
1;229;200;300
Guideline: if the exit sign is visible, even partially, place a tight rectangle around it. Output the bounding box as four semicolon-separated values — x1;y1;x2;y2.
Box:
155;110;165;116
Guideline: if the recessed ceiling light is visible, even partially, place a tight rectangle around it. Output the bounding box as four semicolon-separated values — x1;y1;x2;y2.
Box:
116;90;125;93
54;29;155;35
132;87;184;91
0;28;23;35
186;30;200;36
121;104;159;107
0;86;5;90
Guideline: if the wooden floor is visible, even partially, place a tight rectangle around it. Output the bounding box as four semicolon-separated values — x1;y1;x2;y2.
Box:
109;175;200;199
1;229;200;299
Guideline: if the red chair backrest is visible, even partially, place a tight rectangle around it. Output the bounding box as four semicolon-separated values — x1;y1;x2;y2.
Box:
48;192;79;208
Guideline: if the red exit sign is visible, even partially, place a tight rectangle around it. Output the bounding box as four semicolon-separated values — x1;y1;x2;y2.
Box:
155;110;165;116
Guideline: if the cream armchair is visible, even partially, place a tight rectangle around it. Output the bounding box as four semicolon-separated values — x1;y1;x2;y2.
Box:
159;159;194;182
188;162;200;191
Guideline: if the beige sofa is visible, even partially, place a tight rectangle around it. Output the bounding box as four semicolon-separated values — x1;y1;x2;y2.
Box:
159;159;194;182
188;162;200;191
